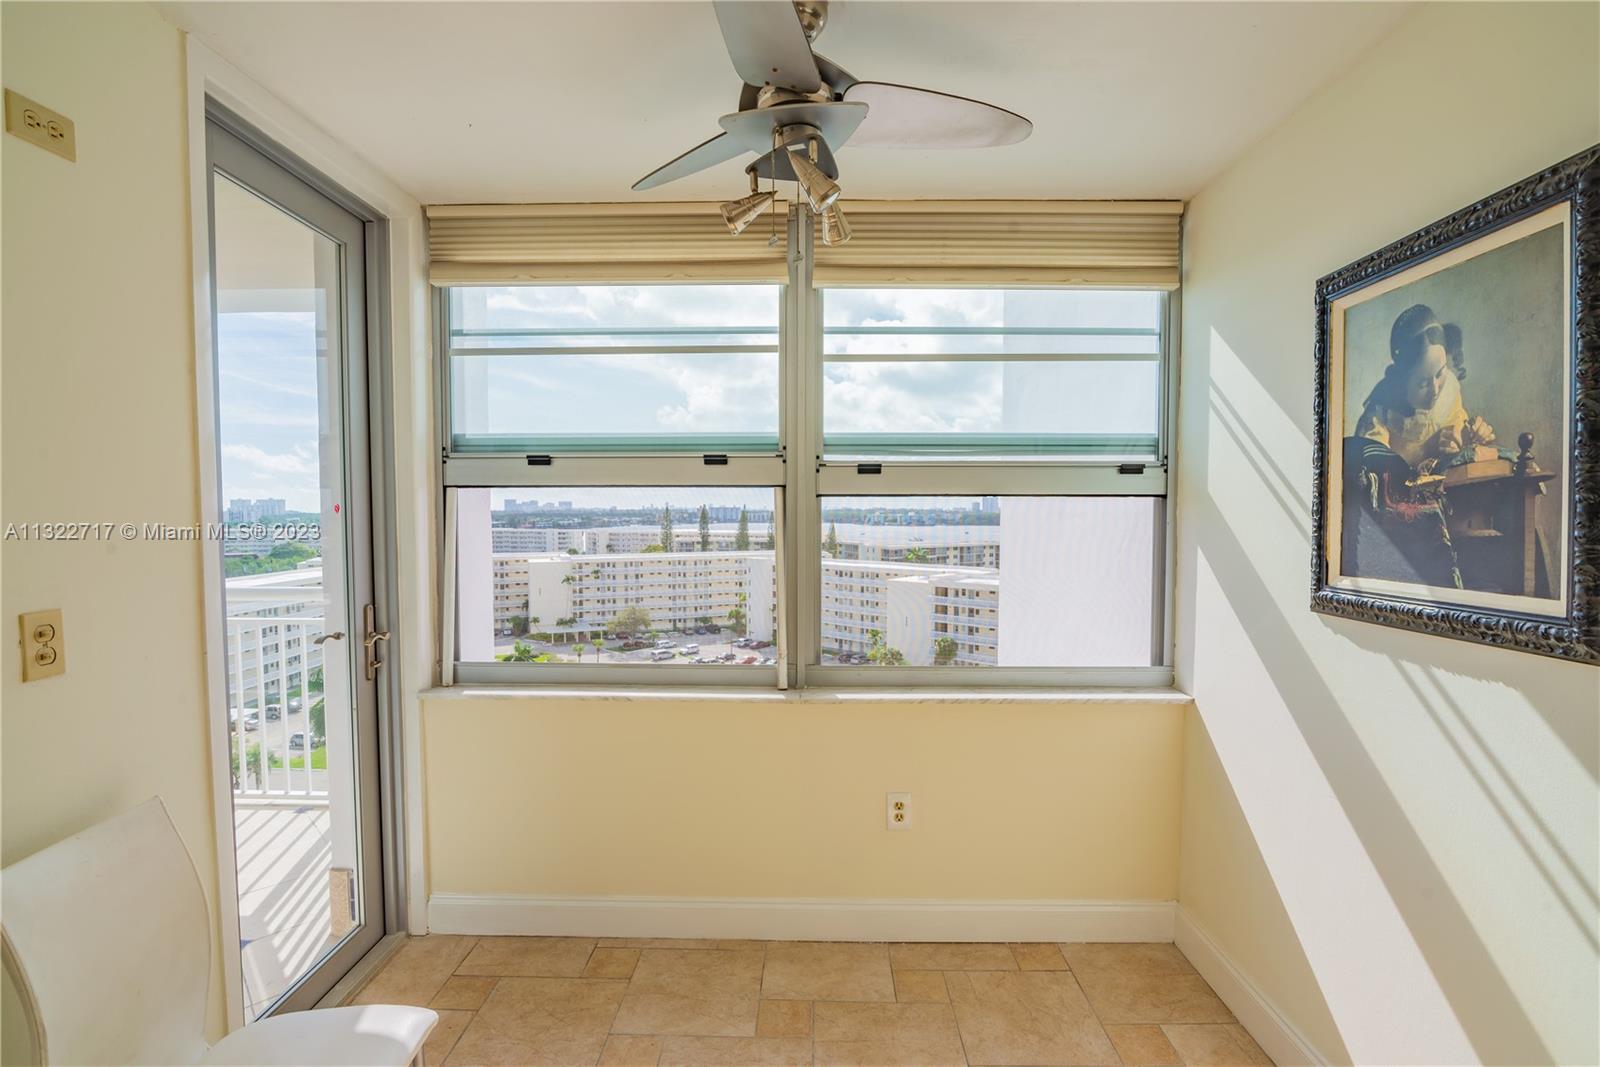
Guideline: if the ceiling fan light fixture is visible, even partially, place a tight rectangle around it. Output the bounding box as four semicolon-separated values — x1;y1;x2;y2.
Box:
786;142;841;213
821;203;852;246
720;190;777;236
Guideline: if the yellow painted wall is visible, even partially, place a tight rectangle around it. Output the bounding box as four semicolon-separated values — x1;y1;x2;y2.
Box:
0;0;226;1052
423;694;1185;901
1175;3;1600;1064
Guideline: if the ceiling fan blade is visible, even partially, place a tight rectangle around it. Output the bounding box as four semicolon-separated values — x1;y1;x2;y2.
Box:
812;52;858;94
841;82;1032;148
712;0;821;93
631;132;748;191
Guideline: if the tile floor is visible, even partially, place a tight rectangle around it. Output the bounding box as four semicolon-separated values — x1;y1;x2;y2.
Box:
351;936;1273;1066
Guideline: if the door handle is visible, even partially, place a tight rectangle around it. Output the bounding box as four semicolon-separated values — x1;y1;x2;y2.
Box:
362;604;390;681
313;631;345;645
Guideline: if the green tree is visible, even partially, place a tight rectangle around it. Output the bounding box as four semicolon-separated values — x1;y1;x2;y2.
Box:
867;628;907;667
825;523;840;557
308;666;324;693
660;504;674;552
642;543;665;553
309;697;326;743
573;642;587;661
509;614;529;637
735;508;750;550
762;522;775;550
507;640;539;662
614;604;652;635
903;547;931;563
566;547;581;555
726;593;748;637
933;636;958;666
698;504;711;551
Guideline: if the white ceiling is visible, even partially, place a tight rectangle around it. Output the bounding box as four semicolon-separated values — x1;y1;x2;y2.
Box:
161;1;1411;205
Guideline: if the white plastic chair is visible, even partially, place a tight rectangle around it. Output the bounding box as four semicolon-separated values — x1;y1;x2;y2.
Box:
1;798;436;1066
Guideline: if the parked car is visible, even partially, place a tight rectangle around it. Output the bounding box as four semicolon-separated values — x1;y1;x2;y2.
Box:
264;704;282;721
740;656;758;665
242;712;260;731
655;638;674;649
705;624;722;634
718;652;738;663
693;626;709;635
289;732;307;751
288;697;302;713
650;649;675;661
682;643;700;654
759;657;776;666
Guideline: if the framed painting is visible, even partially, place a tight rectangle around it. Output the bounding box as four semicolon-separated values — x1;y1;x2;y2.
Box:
1312;145;1599;662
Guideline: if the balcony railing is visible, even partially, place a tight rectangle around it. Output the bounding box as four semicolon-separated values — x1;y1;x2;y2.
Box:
226;615;326;800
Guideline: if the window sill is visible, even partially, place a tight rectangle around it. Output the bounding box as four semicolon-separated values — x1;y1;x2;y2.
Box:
421;684;1191;706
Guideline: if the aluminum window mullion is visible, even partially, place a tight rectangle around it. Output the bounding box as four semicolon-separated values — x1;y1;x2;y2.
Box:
442;454;784;489
815;463;1167;497
450;344;779;358
822;351;1159;363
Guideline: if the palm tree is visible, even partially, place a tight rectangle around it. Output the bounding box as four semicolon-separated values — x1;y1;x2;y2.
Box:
698;504;711;551
735;507;750;550
933;637;958;666
904;547;931;563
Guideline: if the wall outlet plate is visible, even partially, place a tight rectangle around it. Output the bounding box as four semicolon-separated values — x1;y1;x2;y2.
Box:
887;791;911;830
5;89;75;162
20;609;65;682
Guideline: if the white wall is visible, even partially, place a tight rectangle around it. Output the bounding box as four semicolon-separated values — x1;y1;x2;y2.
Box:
1175;3;1599;1064
423;693;1186;907
0;0;227;1049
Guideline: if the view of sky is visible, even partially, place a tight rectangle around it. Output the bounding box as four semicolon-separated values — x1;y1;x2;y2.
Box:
216;282;1164;511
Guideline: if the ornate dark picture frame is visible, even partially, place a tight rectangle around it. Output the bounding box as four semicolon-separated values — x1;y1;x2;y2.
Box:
1312;145;1599;662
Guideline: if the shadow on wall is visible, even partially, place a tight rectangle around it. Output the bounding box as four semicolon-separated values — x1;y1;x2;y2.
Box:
1187;490;1553;1064
1180;278;1599;1060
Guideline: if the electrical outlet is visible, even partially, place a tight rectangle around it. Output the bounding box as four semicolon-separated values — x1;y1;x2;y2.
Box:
887;791;911;831
4;90;76;162
20;609;65;682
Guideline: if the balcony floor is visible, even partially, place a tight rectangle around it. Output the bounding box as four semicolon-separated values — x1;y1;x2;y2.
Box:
234;801;339;1018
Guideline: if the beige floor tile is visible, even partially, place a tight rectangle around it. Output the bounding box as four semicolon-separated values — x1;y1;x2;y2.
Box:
812;1001;967;1067
600;937;722;949
585;947;642;979
714;940;771;951
599;1035;664;1066
1105;1024;1181;1065
424;1009;473;1064
657;1036;813;1065
431;976;498;1011
353;935;477;1007
612;948;765;1036
455;936;597;978
890;942;1020;971
947;970;1119;1066
1012;943;1070;971
762;942;896;1002
443;977;625;1065
1075;973;1234;1026
1162;1024;1273;1066
757;999;812;1037
893;970;950;1003
1060;943;1196;977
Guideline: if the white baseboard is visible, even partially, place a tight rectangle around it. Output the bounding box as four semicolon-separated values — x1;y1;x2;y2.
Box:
1175;906;1331;1067
429;893;1176;943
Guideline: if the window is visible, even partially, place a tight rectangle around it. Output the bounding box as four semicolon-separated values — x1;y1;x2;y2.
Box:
446;285;780;453
452;487;779;673
440;268;1171;686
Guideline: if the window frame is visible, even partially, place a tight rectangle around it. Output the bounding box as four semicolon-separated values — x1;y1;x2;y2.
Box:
436;206;1178;688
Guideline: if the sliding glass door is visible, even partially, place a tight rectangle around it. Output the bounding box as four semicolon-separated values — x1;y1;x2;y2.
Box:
206;119;384;1017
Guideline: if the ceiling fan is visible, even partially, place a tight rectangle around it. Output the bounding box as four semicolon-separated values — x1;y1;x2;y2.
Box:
632;0;1033;245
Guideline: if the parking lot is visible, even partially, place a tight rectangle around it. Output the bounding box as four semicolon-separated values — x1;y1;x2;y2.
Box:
493;630;776;666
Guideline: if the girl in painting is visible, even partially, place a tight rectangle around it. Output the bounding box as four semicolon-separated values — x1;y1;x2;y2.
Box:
1355;304;1495;470
1343;304;1498;589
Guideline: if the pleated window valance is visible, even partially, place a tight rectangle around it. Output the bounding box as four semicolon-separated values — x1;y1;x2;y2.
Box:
812;200;1181;288
427;199;1182;288
426;202;790;285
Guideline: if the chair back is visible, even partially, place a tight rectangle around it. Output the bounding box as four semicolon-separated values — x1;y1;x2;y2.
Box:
2;798;210;1065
